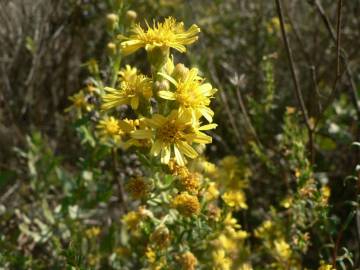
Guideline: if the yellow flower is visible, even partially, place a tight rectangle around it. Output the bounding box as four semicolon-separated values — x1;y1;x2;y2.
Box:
216;234;236;253
205;182;220;201
85;226;101;238
318;261;335;270
179;251;197;270
168;160;190;178
150;225;171;248
238;263;253;270
121;211;142;230
131;110;216;165
222;191;248;210
118;65;138;82
254;220;273;238
66;90;92;113
145;247;156;263
320;185;331;204
274;238;291;260
120;17;200;55
119;118;151;149
158;67;217;122
102;73;152;110
171;192;200;217
177;172;200;194
126;176;152;199
217;155;250;190
212;249;232;270
96;116;123;143
280;196;293;208
223;212;240;230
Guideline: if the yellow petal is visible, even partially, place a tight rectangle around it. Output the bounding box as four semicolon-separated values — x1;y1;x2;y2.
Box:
131;97;139;109
161;146;171;164
131;130;152;139
198;123;217;131
176;141;198;159
121;40;144;55
150;140;162;156
192;132;212;144
199;106;214;122
158;90;176;100
174;145;186;166
158;72;178;86
146;114;166;128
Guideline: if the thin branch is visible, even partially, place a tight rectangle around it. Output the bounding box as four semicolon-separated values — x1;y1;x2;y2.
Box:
275;0;314;161
234;84;262;147
336;0;343;77
312;0;360;122
208;61;243;146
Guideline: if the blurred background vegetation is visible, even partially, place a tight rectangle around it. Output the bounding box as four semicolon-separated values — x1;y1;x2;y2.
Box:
1;0;360;269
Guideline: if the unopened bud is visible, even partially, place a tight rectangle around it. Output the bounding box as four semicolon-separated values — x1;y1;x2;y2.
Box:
155;80;170;92
106;13;119;31
126;10;137;22
106;42;117;55
150;225;170;248
172;63;189;81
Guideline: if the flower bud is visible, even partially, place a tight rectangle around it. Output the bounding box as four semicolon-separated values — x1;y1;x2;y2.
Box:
106;42;117;55
154;80;170;92
106;13;119;31
126;10;137;22
150;225;170;248
172;63;189;81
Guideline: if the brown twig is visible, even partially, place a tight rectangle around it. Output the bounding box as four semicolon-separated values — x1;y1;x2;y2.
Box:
234;84;262;147
208;61;243;146
275;0;314;162
311;0;360;122
336;0;343;77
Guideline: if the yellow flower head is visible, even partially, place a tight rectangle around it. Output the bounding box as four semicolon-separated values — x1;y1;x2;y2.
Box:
254;220;273;238
204;182;220;201
318;261;336;270
102;72;152;110
320;185;331;204
222;191;248;210
274;238;291;260
217;155;250;190
121;211;142;230
119;118;151;149
150;225;171;248
158;68;217;122
131;110;216;165
120;17;200;55
66;90;92;113
168;159;190;178
96;116;123;143
177;172;201;194
126;176;152;199
178;251;197;270
85;226;101;238
212;249;232;270
171;192;200;217
118;65;138;81
145;247;157;264
223;212;241;230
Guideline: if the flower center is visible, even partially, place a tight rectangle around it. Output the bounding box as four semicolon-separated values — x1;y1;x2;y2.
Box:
105;122;119;135
157;121;181;143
